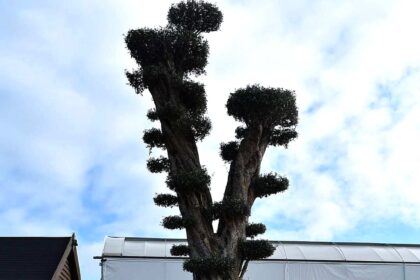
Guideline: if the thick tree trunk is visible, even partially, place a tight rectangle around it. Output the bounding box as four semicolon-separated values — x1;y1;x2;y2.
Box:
148;68;271;280
147;70;221;265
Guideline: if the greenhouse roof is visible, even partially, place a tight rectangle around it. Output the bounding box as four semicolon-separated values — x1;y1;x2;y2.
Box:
101;237;420;263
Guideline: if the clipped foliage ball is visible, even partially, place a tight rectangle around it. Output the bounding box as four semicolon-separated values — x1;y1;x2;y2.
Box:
170;244;190;256
125;28;168;67
125;69;145;94
245;223;266;238
162;215;194;230
177;114;212;141
162;215;184;230
166;168;211;192
235;126;248;139
154;193;178;208
177;80;207;115
212;198;250;219
239;240;275;260
172;32;209;75
146;109;159;121
143;128;166;149
125;27;209;76
252;173;288;198
219;141;239;162
168;0;223;33
270;128;298;147
147;156;170;173
183;256;234;275
226;84;298;127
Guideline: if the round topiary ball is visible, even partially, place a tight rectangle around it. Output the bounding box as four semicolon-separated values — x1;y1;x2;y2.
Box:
168;0;223;33
226;84;298;127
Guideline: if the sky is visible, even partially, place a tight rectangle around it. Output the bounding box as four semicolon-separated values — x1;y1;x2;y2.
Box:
1;0;420;279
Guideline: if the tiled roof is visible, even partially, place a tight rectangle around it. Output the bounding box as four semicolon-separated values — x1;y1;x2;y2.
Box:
0;237;70;280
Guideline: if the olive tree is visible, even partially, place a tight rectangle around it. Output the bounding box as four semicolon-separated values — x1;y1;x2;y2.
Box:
125;1;298;279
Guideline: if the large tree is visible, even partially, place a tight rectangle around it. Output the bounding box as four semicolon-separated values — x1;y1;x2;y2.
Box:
125;1;298;279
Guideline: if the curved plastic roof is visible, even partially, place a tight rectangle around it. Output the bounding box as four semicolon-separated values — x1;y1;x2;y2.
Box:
102;237;420;263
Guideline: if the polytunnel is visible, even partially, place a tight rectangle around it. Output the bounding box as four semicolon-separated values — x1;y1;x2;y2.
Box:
96;237;420;280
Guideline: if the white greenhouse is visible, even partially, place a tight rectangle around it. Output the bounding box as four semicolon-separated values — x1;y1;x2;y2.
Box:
97;237;420;280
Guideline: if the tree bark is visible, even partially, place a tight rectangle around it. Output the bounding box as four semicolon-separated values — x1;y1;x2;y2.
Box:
148;67;272;279
148;69;218;262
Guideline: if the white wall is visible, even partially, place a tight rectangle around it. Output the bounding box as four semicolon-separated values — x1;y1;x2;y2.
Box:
102;258;419;280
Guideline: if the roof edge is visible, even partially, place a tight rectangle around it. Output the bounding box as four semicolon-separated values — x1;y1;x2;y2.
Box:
104;236;420;248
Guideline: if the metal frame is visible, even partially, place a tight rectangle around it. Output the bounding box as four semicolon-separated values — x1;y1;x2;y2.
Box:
95;237;420;265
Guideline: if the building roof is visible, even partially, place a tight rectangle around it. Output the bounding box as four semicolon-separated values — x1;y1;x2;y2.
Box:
0;235;81;280
101;237;420;263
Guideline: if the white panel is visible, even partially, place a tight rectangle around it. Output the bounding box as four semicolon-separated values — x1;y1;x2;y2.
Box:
299;244;344;261
405;264;420;280
286;263;404;280
103;258;420;280
123;240;145;256
286;263;350;280
103;237;124;256
103;259;191;280
283;244;306;259
339;245;383;262
271;243;287;259
395;247;420;262
408;247;420;261
345;264;403;280
372;247;402;262
145;240;167;257
104;259;165;280
244;261;286;280
165;261;192;280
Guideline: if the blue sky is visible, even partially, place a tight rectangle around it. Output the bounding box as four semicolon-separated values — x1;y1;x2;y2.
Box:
1;0;420;279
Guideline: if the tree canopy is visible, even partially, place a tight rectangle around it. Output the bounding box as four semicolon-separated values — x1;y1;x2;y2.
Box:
124;1;298;279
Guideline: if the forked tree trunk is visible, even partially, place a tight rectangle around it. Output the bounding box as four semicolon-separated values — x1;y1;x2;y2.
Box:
124;2;298;279
147;63;271;279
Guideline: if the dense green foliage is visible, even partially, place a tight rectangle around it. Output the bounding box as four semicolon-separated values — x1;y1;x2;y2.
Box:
166;168;211;192
226;85;298;127
239;240;275;260
126;28;209;78
153;193;178;208
125;69;145;94
252;173;289;198
270;128;298;147
234;126;248;139
162;215;194;230
245;223;266;238
212;198;250;218
168;0;223;33
186;114;212;141
177;80;207;114
143;128;166;149
146;109;159;121
147;156;170;173
220;141;239;162
183;256;234;275
170;244;190;256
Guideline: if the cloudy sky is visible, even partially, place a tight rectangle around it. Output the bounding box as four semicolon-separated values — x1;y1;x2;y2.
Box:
1;0;420;279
